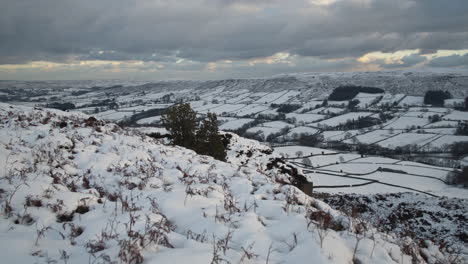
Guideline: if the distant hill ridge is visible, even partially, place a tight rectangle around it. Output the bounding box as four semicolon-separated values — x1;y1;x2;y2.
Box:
1;70;467;98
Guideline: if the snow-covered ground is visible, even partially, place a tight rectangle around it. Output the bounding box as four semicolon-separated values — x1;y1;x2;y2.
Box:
383;116;430;130
219;118;255;130
1;103;467;263
313;112;373;128
377;133;438;149
4;102;458;264
285;113;325;124
274;145;467;198
398;96;424;107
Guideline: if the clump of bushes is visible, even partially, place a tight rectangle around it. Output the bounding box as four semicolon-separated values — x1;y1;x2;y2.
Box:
428;114;442;123
162;103;226;161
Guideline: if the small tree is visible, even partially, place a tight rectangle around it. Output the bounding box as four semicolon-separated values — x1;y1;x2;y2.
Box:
197;113;226;161
161;103;198;149
347;99;360;111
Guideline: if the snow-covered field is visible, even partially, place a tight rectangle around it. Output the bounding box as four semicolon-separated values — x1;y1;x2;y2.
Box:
377;133;438;149
285;113;325;123
383;116;430;129
444;111;468;121
219;118;255;130
398;96;424;107
354;92;383;108
313;112;373;128
274;146;467;199
346;129;400;145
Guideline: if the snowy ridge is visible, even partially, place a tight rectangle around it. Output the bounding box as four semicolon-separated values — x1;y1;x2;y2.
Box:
0;103;451;263
1;70;467;99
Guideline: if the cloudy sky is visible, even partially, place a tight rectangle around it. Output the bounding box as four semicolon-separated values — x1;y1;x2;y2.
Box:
0;0;467;80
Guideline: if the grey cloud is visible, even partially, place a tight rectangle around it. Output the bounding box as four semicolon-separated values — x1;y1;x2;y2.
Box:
383;54;427;69
80;50;181;63
428;54;468;68
0;0;467;68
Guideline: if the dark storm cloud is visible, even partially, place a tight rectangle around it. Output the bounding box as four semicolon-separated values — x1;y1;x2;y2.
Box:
0;0;467;65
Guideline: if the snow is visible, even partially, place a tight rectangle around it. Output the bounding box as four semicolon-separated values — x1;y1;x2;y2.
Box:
294;101;323;113
246;127;282;138
323;130;360;142
1;102;432;264
376;93;405;106
427;135;468;148
309;162;466;198
134;127;169;135
383;116;430;130
285;113;325;123
444;99;464;107
136;116;161;124
233;104;270;116
2;71;468;263
225;90;251;104
257;91;291;104
377;133;437;149
418;128;456;135
314;112;373;127
347;129;400;144
354;92;383;108
462;157;468;166
424;120;459;128
274;146;337;157
409;107;449;113
327;101;348;107
270;90;301;104
259;121;293;129
286;126;320;139
398;96;424;106
308;107;345;115
402;111;443;118
443;110;468;121
219;118;255;130
95;110;131;121
197;104;246;115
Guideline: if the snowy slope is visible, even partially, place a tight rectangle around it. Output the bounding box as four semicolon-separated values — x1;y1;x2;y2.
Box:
0;103;444;264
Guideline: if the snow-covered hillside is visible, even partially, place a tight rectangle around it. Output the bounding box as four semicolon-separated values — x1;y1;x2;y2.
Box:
1;70;468;100
1;103;464;263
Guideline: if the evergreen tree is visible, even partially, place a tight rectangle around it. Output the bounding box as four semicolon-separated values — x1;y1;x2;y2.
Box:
161;103;198;149
162;104;226;161
197;112;226;161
